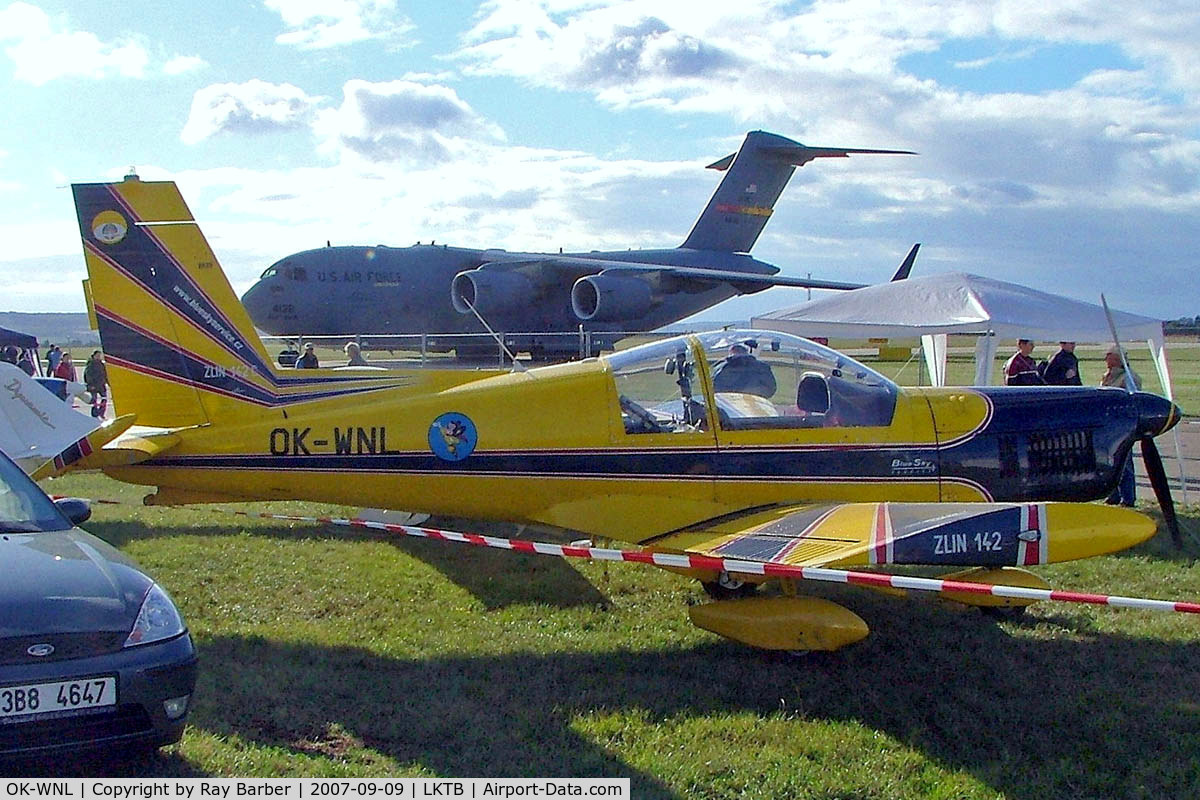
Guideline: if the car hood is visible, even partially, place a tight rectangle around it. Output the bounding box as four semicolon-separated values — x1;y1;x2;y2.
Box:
0;527;152;638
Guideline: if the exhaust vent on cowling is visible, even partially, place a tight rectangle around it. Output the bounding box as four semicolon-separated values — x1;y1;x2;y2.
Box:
1027;429;1096;478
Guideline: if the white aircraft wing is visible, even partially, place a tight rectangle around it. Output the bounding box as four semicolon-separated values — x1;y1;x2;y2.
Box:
0;361;134;478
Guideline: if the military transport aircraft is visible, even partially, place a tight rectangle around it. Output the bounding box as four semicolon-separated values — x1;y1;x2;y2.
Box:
240;131;917;358
68;176;1187;651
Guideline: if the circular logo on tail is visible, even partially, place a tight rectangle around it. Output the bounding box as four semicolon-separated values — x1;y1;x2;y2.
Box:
428;412;477;462
92;210;127;245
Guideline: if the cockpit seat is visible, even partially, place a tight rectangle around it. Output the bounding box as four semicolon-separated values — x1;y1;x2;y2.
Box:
796;372;831;416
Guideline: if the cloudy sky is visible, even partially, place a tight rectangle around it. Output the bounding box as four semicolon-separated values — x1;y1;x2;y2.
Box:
1;0;1197;322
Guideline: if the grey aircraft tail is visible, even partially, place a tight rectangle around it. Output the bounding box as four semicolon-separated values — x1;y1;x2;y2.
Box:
680;131;914;254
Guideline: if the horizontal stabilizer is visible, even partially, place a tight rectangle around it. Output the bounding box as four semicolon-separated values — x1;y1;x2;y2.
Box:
69;426;182;471
761;144;917;167
1;361;136;479
28;413;138;481
706;144;917;171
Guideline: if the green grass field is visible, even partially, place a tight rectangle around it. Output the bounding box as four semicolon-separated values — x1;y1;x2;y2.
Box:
23;468;1200;797
15;337;1200;792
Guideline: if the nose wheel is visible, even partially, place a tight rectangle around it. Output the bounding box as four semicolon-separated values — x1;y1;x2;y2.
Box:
701;571;758;600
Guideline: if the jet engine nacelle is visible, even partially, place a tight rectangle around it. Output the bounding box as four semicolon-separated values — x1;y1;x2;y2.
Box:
451;269;533;316
571;273;653;322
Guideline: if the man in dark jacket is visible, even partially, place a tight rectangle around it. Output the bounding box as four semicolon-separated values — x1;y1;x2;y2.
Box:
83;350;109;418
1003;339;1044;386
1041;341;1082;385
17;350;36;375
295;342;320;369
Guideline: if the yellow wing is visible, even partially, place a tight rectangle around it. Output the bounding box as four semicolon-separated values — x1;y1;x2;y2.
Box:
648;501;1155;571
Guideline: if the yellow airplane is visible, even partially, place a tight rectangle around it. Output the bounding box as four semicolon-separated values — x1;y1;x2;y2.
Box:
67;175;1184;651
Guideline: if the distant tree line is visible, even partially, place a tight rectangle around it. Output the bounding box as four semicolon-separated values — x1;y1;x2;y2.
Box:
1165;317;1200;335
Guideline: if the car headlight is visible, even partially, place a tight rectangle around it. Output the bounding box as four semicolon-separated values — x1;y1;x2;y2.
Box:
124;583;186;648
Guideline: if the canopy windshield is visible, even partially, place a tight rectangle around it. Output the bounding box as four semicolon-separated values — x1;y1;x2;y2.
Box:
605;330;898;433
696;330;899;430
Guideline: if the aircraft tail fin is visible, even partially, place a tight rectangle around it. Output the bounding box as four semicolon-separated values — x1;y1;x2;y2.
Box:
72;176;280;427
890;243;920;281
680;131;915;254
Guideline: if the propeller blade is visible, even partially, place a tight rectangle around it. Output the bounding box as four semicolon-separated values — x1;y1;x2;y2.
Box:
1141;436;1183;548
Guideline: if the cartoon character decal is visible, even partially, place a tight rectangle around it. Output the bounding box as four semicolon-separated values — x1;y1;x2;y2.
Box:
428;412;478;462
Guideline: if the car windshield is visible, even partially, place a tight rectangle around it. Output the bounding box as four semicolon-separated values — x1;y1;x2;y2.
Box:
0;453;71;533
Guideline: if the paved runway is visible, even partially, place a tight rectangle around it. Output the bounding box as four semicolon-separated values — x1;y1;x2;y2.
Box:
1143;418;1200;505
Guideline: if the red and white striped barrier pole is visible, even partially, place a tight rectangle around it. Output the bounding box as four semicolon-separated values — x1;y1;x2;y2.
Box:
60;497;1200;616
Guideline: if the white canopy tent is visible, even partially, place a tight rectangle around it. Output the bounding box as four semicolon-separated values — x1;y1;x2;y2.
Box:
751;271;1173;398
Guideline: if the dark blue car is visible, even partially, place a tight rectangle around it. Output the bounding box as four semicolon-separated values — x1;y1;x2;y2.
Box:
0;452;197;759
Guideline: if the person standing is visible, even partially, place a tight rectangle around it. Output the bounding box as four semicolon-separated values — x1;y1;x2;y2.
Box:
17;350;36;375
1101;345;1141;392
1101;345;1142;506
46;344;62;374
53;351;76;381
1041;341;1082;386
83;350;109;418
294;342;319;369
1003;339;1044;385
344;341;368;366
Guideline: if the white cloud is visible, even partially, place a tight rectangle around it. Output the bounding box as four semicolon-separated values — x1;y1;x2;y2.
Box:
459;1;752;107
455;0;1200;211
0;1;149;85
313;79;504;163
164;55;207;75
953;45;1039;70
181;80;323;144
0;2;216;85
265;0;414;49
0;254;88;312
7;1;1198;318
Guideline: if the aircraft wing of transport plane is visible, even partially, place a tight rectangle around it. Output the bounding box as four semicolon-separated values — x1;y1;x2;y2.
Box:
71;175;1186;651
240;131;918;357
